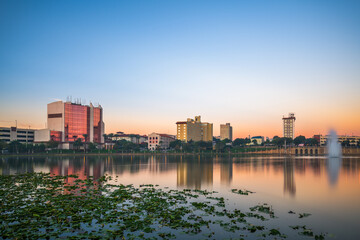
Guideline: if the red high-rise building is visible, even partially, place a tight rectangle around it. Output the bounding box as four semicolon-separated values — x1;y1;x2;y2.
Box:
46;100;104;143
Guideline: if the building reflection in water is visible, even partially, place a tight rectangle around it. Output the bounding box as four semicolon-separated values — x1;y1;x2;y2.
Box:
283;158;296;196
1;155;360;194
220;157;233;186
177;155;213;189
50;156;104;183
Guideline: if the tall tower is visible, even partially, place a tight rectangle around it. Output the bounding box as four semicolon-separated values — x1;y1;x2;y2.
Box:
282;113;295;139
220;123;233;141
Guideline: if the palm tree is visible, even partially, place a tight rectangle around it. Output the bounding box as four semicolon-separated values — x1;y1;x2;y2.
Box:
73;138;83;151
83;134;88;153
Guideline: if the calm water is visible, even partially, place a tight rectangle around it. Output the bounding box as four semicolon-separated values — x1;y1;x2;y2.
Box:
1;155;359;239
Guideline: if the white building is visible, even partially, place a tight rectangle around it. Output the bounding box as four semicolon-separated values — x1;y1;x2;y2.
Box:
0;126;35;144
148;133;176;151
250;136;264;145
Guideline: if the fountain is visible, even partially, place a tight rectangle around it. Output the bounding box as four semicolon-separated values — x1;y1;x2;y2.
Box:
327;130;342;158
327;130;342;185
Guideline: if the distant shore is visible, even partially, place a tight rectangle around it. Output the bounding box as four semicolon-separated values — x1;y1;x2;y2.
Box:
1;150;360;158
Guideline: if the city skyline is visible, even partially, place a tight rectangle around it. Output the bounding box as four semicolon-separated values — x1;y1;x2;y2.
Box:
1;0;360;138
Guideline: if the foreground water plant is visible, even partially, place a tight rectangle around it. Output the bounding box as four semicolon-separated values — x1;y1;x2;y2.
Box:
0;173;325;239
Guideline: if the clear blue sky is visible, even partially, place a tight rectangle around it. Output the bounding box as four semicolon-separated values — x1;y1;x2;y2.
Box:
1;0;359;137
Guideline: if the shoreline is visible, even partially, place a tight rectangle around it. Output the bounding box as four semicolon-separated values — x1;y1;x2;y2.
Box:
1;151;360;157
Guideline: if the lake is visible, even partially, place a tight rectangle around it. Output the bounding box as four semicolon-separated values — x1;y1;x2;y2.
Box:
1;155;359;239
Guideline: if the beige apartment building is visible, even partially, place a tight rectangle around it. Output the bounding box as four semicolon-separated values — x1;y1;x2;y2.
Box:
220;123;233;141
282;113;296;139
176;116;213;142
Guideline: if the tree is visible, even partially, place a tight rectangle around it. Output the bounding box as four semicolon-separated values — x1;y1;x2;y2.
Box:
195;141;211;152
233;138;243;146
73;138;83;150
284;137;293;145
33;143;45;153
88;142;97;152
47;140;59;149
215;141;225;152
114;139;139;153
222;138;232;144
252;139;258;145
8;141;24;153
170;140;182;150
0;140;8;151
294;135;306;146
108;133;114;142
305;138;318;146
341;140;350;147
140;142;148;150
272;137;285;147
183;141;194;152
83;134;88;152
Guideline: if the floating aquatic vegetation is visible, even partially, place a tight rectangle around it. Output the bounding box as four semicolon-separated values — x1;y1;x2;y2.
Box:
0;173;323;239
249;203;275;218
231;189;254;195
299;213;312;218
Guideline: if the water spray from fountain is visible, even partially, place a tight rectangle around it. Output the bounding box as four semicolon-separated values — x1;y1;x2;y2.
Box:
327;129;342;158
327;129;342;186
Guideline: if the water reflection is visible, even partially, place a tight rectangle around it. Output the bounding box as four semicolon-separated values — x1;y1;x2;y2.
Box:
1;155;360;239
327;157;342;186
220;158;233;186
283;158;296;196
177;156;213;189
1;155;359;194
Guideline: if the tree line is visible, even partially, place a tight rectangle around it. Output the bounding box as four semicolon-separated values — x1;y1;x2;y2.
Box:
1;134;359;154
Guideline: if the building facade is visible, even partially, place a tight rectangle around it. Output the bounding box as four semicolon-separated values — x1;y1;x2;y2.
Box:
35;100;105;145
282;113;296;139
220;123;233;141
319;135;360;146
0;126;35;143
250;136;264;145
176;116;213;142
110;133;147;144
148;133;176;151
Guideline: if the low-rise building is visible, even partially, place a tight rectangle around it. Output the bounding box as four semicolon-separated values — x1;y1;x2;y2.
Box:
0;126;35;144
319;135;360;146
250;136;264;145
110;132;147;144
148;133;176;151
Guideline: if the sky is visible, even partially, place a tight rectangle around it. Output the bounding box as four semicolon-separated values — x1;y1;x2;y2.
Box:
0;0;359;138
